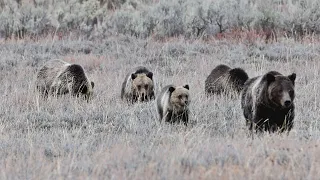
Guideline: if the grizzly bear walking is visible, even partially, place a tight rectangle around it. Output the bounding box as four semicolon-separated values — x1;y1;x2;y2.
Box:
205;64;248;97
121;66;155;103
36;59;94;100
241;71;296;134
157;84;190;125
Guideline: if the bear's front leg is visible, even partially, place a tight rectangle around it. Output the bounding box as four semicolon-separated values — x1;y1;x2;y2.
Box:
181;111;188;126
252;112;265;134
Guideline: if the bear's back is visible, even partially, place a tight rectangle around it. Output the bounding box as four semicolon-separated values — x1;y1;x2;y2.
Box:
36;59;70;90
64;64;87;79
206;64;231;83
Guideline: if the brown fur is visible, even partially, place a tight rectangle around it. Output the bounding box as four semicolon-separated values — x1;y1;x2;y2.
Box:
241;71;296;134
157;85;190;125
36;59;94;100
121;66;155;103
205;64;249;97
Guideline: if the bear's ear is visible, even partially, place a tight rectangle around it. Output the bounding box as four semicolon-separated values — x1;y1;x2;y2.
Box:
183;84;189;90
146;72;153;79
288;73;296;85
266;73;275;84
91;81;95;89
131;73;137;80
169;87;175;93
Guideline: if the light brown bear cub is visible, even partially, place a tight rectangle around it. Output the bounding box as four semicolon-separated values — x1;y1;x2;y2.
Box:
157;84;190;125
36;59;94;100
121;66;155;103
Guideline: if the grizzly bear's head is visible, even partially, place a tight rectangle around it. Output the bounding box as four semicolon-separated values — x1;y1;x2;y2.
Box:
131;72;154;102
265;72;296;108
169;85;190;112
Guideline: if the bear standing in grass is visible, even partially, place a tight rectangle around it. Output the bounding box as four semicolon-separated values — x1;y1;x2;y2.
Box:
241;71;296;134
121;66;155;103
205;64;249;97
157;84;190;125
36;59;94;100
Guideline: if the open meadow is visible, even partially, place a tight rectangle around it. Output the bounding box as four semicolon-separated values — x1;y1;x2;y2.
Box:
1;0;320;179
0;35;320;179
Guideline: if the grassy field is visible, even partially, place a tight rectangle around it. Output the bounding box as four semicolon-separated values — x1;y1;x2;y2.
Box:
0;35;320;179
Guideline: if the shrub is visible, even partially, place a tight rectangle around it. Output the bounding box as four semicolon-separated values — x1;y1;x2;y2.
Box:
0;0;320;40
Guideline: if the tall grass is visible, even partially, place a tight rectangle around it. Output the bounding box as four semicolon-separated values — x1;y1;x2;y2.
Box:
0;35;319;179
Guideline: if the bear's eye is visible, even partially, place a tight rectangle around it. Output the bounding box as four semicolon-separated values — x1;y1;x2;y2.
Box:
289;90;294;96
178;95;182;99
144;85;148;89
137;85;141;90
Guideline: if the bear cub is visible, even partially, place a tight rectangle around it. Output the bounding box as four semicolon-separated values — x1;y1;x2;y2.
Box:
241;71;296;134
205;64;249;97
36;59;94;100
157;84;190;125
121;66;155;103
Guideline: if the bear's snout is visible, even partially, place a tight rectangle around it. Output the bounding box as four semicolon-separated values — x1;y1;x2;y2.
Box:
284;100;292;107
281;91;293;108
138;95;145;102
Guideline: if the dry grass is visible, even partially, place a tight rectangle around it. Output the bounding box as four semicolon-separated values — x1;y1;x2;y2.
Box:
0;35;320;179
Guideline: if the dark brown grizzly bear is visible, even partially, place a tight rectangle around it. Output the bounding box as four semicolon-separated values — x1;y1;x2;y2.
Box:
241;71;296;134
205;64;249;97
156;84;190;125
121;66;155;103
36;59;95;100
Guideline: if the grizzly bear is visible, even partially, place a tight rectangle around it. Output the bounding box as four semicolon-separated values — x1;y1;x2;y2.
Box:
36;59;94;100
205;64;249;97
121;66;155;103
156;84;190;125
241;71;296;134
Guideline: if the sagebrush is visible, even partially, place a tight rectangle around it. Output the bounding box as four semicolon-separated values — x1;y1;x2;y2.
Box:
1;0;320;40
